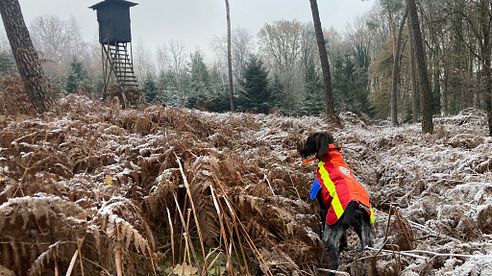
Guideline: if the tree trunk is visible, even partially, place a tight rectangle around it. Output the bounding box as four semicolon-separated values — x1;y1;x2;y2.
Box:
443;63;449;115
480;0;492;136
406;0;434;133
476;61;482;109
408;16;419;122
309;0;338;123
391;10;408;126
0;0;50;113
426;0;441;116
225;0;234;112
433;49;441;116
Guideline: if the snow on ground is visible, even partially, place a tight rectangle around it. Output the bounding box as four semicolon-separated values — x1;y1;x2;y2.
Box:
0;95;491;275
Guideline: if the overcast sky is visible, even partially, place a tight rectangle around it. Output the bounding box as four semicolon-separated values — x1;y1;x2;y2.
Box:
12;0;375;58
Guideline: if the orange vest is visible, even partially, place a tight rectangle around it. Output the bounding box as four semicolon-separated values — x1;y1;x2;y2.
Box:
316;148;375;225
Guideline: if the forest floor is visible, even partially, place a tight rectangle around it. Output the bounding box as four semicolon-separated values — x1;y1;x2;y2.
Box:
1;90;492;275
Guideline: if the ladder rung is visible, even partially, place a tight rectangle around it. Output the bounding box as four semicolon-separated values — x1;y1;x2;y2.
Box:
115;72;136;75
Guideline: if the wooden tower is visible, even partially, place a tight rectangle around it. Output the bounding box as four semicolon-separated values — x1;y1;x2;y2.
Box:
90;0;139;105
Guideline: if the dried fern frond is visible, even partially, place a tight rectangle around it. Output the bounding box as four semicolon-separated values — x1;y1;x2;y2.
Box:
393;208;416;251
28;241;60;276
96;197;156;255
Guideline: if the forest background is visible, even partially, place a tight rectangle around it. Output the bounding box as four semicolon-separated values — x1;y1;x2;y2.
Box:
0;0;489;124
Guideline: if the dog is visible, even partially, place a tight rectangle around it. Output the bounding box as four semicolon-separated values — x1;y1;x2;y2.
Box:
298;132;374;273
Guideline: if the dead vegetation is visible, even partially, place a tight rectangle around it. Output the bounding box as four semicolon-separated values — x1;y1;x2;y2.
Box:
0;89;491;275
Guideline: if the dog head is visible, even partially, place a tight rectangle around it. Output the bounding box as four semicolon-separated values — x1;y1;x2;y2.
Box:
297;132;334;159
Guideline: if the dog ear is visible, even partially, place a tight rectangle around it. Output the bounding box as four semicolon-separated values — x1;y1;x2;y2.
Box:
316;133;334;159
297;140;306;157
316;135;328;159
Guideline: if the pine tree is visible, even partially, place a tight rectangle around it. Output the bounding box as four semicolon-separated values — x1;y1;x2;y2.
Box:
332;51;374;116
238;56;271;114
268;74;285;113
143;74;158;103
187;51;212;109
158;70;180;107
208;65;230;113
65;58;88;94
302;63;324;115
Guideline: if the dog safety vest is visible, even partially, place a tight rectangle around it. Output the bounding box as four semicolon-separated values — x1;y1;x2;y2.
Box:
310;148;375;225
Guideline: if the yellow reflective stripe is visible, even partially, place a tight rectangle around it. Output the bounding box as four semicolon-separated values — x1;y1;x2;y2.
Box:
370;207;375;224
318;161;344;219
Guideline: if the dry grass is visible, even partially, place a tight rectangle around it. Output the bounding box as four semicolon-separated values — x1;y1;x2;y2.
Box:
1;91;491;275
0;93;329;275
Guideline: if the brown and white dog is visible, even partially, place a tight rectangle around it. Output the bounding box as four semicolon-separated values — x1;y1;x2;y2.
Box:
298;132;374;274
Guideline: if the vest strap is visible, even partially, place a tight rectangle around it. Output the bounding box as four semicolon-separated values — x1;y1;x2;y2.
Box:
318;161;344;219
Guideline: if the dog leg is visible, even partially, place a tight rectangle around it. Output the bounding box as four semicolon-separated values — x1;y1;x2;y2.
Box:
339;232;347;253
354;219;372;251
361;221;373;248
322;223;345;274
319;207;328;238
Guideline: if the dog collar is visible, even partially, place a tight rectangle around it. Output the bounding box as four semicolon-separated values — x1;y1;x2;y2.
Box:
329;143;343;150
302;157;318;165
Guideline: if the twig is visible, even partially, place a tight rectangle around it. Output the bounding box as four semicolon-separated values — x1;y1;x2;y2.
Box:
374;208;462;243
172;193;198;264
411;249;492;259
65;250;79;276
166;207;175;267
186;208;193;265
366;246;492;260
114;246;123;276
263;174;275;196
204;249;222;273
318;268;350;275
175;153;207;261
77;238;85;276
66;236;86;276
367;246;427;260
407;220;461;243
81;257;111;276
287;172;301;200
212;176;251;276
54;251;60;276
419;255;438;275
209;185;232;275
373;206;393;259
216;187;273;276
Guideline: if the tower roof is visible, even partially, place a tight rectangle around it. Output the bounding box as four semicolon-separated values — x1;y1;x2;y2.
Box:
89;0;138;10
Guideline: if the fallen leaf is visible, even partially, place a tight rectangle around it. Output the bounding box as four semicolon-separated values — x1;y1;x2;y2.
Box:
105;175;113;185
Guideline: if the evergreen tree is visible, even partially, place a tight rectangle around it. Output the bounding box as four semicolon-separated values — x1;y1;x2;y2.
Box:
65;58;88;94
302;62;324;115
158;70;180;107
332;51;374;116
268;74;285;113
207;65;230;113
93;75;104;100
187;50;212;109
238;56;272;114
143;74;158;103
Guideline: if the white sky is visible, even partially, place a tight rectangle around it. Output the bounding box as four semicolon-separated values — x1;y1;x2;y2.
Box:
11;0;375;58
